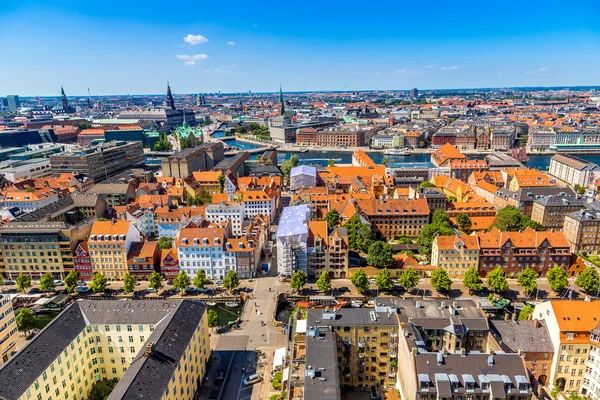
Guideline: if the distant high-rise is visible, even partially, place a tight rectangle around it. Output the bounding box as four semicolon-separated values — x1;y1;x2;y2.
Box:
410;88;419;99
279;85;285;115
7;95;20;111
166;82;176;110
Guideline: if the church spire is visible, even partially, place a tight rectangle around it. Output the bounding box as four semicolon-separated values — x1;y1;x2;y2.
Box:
279;84;285;115
166;81;176;110
61;86;71;113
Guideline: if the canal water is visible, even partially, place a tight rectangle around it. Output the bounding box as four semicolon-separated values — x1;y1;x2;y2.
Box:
208;304;244;326
275;301;294;324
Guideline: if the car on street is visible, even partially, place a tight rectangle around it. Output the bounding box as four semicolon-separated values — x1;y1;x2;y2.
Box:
215;365;226;381
29;288;41;294
369;279;376;285
75;286;90;293
76;280;86;286
198;287;211;293
53;280;64;286
185;287;199;294
215;280;223;285
243;374;262;386
4;280;15;285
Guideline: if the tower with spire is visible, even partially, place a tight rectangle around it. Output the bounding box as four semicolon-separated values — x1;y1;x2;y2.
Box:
166;82;176;110
61;86;71;113
279;85;285;115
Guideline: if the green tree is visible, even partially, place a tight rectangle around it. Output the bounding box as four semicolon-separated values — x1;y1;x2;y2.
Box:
173;271;191;294
432;209;450;226
207;309;219;328
419;181;436;189
324;209;340;227
448;196;457;202
574;184;586;195
356;223;374;252
546;266;569;293
158;237;173;250
463;266;483;293
576;267;600;294
154;132;172;151
375;268;394;292
280;154;300;183
272;371;283;390
193;270;210;289
149;272;164;291
350;268;370;294
16;273;31;293
73;121;92;130
518;304;534;321
494;205;544;232
520;216;545;231
180;137;192;149
64;270;79;294
419;140;426;148
39;273;56;291
0;275;3;287
316;271;332;293
90;272;108;293
417;211;455;255
15;308;38;335
398;268;420;290
123;272;136;293
430;268;452;293
517;267;538;295
223;270;240;294
456;213;472;234
89;379;118;400
381;157;388;165
367;241;393;269
248;122;261;132
486;267;509;293
327;159;335;167
236;126;247;134
217;174;226;193
290;270;308;293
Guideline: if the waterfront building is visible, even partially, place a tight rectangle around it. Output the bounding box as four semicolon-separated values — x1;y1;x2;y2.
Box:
161;143;225;179
430;143;467;167
448;159;488;182
549;154;600;188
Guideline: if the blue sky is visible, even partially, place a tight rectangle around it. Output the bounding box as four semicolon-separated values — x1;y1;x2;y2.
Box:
1;0;599;95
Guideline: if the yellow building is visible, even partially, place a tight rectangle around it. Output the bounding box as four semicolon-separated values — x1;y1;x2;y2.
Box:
88;220;142;280
0;299;210;400
183;170;223;200
431;235;480;277
0;295;17;366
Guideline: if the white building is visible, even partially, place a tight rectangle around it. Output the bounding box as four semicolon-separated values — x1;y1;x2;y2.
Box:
276;205;309;277
176;227;235;280
241;188;276;221
0;158;52;181
371;134;395;149
549;154;600;187
125;205;155;239
205;202;245;237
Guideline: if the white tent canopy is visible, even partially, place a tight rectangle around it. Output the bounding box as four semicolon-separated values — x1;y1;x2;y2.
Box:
273;347;286;369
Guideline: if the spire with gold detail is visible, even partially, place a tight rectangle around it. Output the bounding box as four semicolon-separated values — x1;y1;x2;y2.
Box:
166;82;176;110
279;84;285;115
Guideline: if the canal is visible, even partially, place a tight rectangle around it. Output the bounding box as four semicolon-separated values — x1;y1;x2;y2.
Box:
208;304;244;326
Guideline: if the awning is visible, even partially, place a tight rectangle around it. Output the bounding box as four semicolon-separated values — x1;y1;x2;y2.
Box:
295;320;307;334
273;347;286;369
282;367;290;383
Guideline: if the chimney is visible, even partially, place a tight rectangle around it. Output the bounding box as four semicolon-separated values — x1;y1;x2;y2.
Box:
145;341;154;356
534;319;540;328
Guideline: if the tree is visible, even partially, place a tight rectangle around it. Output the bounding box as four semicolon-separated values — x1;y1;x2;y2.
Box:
356;224;374;253
486;267;509;293
236;126;247;134
327;159;335;167
207;309;219;328
324;209;340;227
463;266;483;293
149;272;164;291
16;273;31;293
546;266;569;293
64;270;79;294
290;270;308;293
520;216;545;231
456;213;472;234
90;272;108;293
419;181;436;189
223;270;240;293
576;267;600;294
193;270;210;289
518;304;534;321
15;308;37;335
123;272;136;293
158;237;173;251
375;268;394;292
180;137;192;149
173;271;191;294
154;132;172;151
89;379;118;400
217;174;225;193
398;268;420;290
381;157;388;165
430;268;452;293
316;271;332;293
448;196;457;202
494;205;544;232
517;267;538;295
417;211;455;255
39;273;56;291
367;241;393;269
344;214;374;252
574;184;586;195
280;154;300;182
432;209;450;226
73;121;92;130
419;140;426;148
350;268;370;294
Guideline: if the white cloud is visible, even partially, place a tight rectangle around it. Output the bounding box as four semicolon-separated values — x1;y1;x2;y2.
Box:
526;67;548;74
227;41;236;45
184;61;196;66
176;54;208;61
394;69;423;75
183;34;208;45
441;65;459;70
425;65;434;68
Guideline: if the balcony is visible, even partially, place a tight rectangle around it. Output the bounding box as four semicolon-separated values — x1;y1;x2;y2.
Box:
389;368;397;377
390;350;397;358
390;331;398;338
390;341;398;349
359;352;366;359
358;341;365;349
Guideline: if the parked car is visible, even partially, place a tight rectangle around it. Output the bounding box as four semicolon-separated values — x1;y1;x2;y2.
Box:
198;287;211;293
215;365;226;381
75;286;90;293
29;288;41;294
4;280;15;286
243;374;262;386
215;280;223;286
369;279;376;285
185;287;199;294
53;280;64;286
76;280;86;286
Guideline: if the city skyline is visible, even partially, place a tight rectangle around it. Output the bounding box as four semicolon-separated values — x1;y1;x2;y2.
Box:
1;0;600;95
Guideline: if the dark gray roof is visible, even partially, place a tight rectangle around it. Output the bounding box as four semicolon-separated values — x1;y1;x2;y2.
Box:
489;320;553;353
214;151;249;172
533;194;587;208
306;306;397;328
304;327;341;400
0;300;205;400
14;195;75;222
566;209;600;222
496;187;575;202
0;221;67;233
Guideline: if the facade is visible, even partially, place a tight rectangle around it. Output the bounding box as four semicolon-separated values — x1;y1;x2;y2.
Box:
0;187;59;212
160;143;224;179
490;126;516;149
88;220;142;280
431;143;467;167
549;154;600;187
73;241;93;281
448;159;488;182
563;209;600;253
6;95;20;111
307;221;349;279
356;198;429;239
241;189;277;221
160;248;179;280
49;141;144;182
530;195;587;231
0;295;17;366
124;204;155;239
88;183;135;208
431;236;480;277
205;202;245;237
0;300;210;400
127;241;159;280
276;205;309;277
295;128;368;147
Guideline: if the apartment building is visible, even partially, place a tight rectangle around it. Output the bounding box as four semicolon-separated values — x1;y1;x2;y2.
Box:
356;198;429;239
431;236;480;277
531;195;587;231
430;143;467;167
122;204;155;239
0;295;17;366
0;300;210;400
88;220;142;280
549;154;600;187
161;143;225;179
448;159;488;182
476;228;571;277
445;200;496;218
241;188;277;220
205;202;245;237
493;187;576;217
563;209;600;253
533;301;600;393
156;206;204;239
296;128;367;147
88;183;136;208
126;241;159;280
160;248;180;280
583;324;600;400
490;125;516;149
73;241;92;281
307;221;349;279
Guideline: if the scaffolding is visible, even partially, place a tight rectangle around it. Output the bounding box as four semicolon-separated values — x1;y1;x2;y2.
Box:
290;165;317;191
276;205;309;277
